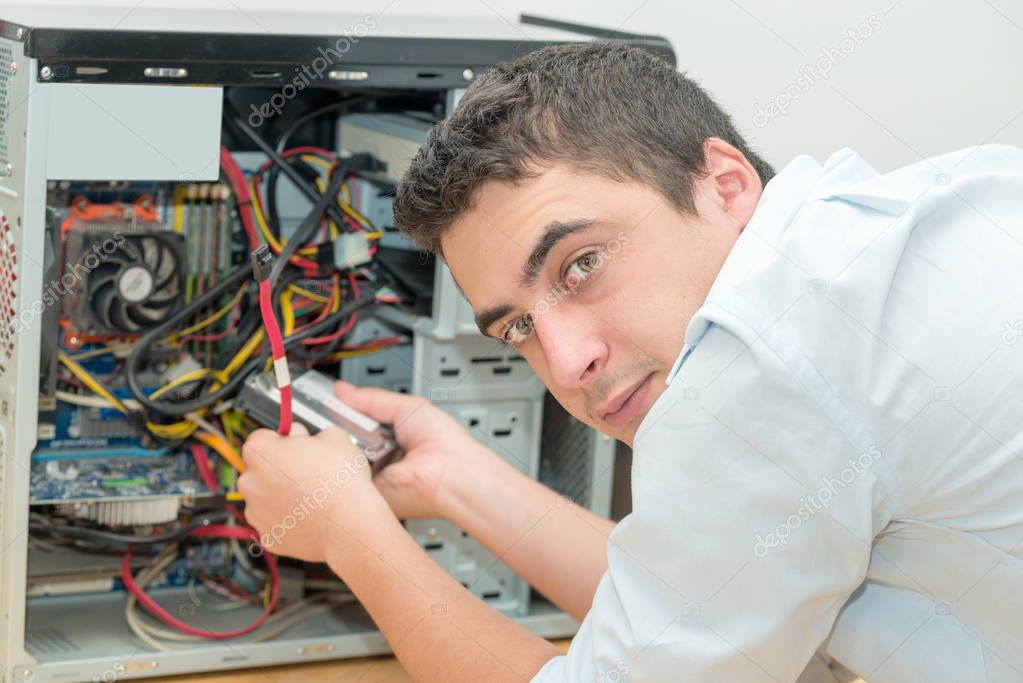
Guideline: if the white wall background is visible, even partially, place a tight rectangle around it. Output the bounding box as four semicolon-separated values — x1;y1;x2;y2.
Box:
18;0;1023;173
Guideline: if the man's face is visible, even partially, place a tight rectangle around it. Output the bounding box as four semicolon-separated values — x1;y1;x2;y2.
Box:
442;140;762;446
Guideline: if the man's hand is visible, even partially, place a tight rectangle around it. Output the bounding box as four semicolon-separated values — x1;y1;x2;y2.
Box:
238;424;388;561
334;380;490;519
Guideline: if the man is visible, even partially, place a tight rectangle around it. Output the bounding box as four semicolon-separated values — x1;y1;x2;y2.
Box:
239;43;1023;682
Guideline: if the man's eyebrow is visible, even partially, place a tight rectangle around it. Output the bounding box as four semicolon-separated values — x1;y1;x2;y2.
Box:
519;218;597;288
475;303;514;338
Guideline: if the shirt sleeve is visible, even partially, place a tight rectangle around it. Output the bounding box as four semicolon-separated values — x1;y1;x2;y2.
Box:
532;303;897;683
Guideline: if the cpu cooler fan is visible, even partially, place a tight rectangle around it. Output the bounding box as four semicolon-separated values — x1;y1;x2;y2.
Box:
64;228;185;337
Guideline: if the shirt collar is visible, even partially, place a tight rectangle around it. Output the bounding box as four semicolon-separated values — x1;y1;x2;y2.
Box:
664;150;853;385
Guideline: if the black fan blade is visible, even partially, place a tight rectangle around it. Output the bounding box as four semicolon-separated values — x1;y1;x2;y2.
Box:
108;298;139;333
126;303;164;329
145;288;179;306
91;284;118;331
116;238;144;265
153;244;180;290
86;263;120;295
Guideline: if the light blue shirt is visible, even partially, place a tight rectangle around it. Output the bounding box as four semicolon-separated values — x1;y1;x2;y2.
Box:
535;145;1023;682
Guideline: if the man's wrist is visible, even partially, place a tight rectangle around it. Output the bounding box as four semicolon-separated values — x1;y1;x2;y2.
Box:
435;443;511;525
319;480;396;550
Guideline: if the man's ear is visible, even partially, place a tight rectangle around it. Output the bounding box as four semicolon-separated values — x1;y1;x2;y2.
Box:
699;137;764;229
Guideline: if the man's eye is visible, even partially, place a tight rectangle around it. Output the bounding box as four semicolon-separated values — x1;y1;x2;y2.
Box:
564;250;602;287
502;314;534;345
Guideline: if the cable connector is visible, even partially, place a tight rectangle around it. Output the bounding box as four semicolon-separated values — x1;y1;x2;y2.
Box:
250;244;273;282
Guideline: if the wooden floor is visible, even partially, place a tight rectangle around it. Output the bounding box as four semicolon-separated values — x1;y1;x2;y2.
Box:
147;640;868;682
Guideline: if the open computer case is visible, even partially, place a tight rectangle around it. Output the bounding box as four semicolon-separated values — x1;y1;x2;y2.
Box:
0;5;673;681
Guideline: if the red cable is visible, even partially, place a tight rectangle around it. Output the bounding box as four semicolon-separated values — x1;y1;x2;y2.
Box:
258;279;292;435
190;443;219;491
299;273;361;346
121;524;279;639
300;313;358;346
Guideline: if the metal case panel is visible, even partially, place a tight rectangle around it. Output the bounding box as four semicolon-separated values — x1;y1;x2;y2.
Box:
45;83;222;181
0;35;50;681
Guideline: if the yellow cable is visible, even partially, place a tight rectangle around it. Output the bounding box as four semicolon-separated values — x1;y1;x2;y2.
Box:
68;344;125;362
57;352;131;414
288;284;329;304
281;289;296;336
330;275;341;313
223;330;263;378
165;286;245;342
173;185;187;235
249;176;319;257
150;368;221;400
146;419;198;440
322;345;392;362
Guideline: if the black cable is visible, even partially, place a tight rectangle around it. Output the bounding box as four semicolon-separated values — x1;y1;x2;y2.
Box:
269;158;350;285
30;511;229;550
273;97;369;155
223;304;264;360
126;294;374;417
225;104;352;233
125;264;253;415
265;157;321;242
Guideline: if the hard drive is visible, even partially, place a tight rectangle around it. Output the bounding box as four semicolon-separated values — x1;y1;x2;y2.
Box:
236;368;403;473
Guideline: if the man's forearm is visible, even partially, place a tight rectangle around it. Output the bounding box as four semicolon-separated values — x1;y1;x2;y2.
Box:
324;494;561;682
439;448;615;621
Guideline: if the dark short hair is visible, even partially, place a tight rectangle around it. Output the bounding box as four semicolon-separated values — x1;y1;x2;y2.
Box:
393;41;774;255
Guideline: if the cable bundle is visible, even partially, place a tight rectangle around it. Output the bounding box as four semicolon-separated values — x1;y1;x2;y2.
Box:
38;95;413;648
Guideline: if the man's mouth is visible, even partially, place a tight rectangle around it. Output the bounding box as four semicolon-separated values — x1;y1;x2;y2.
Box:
599;373;655;429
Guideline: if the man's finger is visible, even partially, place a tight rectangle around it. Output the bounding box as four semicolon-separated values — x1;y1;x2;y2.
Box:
335;380;427;426
242;428;277;464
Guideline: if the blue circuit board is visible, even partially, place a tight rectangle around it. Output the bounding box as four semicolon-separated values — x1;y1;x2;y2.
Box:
29;452;210;504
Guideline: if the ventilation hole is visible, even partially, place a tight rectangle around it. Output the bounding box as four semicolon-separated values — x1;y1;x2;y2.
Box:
492;366;511;375
482;591;501;600
366;366;386;375
424;542;444;551
471;356;502;364
493;429;512;438
0;210;16;377
440;368;460;377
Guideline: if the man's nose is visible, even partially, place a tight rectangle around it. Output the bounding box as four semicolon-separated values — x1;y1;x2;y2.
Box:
532;304;607;389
